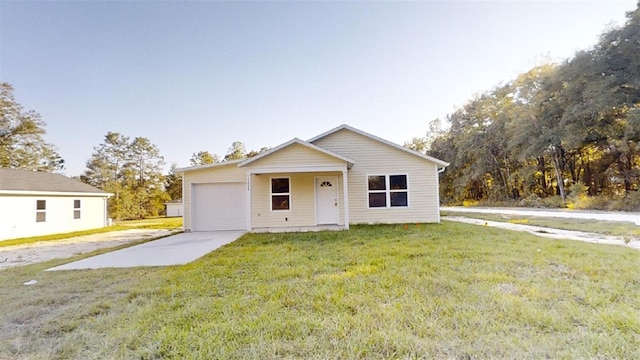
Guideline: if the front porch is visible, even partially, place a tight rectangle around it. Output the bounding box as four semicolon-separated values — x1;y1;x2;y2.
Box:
237;138;355;232
246;171;349;231
251;224;346;233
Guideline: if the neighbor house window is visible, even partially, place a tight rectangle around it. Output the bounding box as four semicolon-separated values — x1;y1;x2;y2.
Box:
36;200;46;222
271;177;290;211
367;174;408;208
74;200;81;219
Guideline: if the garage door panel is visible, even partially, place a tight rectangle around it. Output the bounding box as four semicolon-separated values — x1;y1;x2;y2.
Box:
192;183;246;231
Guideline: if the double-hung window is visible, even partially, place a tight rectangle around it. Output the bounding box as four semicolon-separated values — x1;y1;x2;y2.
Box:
367;174;408;208
36;200;46;222
271;177;291;211
74;200;81;219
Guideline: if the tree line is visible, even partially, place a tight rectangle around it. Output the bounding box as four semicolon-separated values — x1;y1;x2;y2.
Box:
0;83;64;171
0;82;264;219
81;136;267;220
4;5;638;217
412;6;640;210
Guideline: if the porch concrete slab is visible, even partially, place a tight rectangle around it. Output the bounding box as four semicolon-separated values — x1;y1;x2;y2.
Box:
47;231;244;271
252;225;346;233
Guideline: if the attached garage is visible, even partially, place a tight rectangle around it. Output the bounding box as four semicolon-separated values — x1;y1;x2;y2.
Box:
191;182;246;231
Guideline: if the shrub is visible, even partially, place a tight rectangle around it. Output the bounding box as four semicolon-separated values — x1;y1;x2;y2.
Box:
519;194;543;208
462;200;479;207
612;191;640;211
540;195;566;208
567;183;590;209
518;194;566;208
587;196;611;210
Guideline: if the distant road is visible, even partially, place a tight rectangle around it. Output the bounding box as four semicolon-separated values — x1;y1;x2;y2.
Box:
441;207;640;226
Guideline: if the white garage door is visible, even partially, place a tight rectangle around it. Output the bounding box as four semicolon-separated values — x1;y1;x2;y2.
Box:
192;183;247;231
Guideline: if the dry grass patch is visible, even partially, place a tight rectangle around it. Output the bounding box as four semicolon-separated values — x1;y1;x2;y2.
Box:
0;217;182;248
442;211;640;240
1;223;639;359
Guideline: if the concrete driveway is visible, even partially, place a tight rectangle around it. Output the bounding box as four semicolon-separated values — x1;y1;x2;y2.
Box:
47;231;244;271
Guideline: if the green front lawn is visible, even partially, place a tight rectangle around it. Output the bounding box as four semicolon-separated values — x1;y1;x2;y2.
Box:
1;222;639;359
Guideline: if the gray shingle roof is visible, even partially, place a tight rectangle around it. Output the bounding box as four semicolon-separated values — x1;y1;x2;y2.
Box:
0;168;108;194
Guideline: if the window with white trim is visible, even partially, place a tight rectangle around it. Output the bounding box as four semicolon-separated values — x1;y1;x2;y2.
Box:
36;200;46;222
367;174;408;208
74;199;81;219
271;177;290;211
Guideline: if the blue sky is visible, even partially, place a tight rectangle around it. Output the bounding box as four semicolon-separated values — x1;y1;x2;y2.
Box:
1;1;636;176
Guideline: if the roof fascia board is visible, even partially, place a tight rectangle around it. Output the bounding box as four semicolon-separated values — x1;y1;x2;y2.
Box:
239;138;354;167
246;165;348;175
175;159;244;173
0;190;113;197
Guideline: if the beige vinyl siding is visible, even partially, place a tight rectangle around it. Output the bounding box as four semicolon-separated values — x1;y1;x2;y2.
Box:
313;129;440;224
243;143;347;170
250;172;344;229
182;164;246;231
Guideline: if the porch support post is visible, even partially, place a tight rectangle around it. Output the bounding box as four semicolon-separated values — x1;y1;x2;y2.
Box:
246;172;252;231
342;169;349;230
435;166;441;223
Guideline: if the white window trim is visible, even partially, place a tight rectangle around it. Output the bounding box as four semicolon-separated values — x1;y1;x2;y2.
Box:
74;199;81;220
366;174;410;209
270;176;292;212
36;199;46;222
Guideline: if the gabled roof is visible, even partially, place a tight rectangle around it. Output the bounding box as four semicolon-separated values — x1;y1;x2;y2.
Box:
0;168;109;195
238;138;355;168
308;124;450;168
175;159;244;173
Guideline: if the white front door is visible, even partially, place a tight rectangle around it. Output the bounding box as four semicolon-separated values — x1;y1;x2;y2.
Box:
316;176;339;224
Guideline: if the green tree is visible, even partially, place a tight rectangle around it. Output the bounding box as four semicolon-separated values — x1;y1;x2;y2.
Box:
246;146;269;158
82;132;130;190
509;64;568;199
190;150;220;166
165;163;182;200
0;83;64;171
224;141;246;161
81;133;168;220
404;137;428;154
427;4;640;206
128;137;167;217
130;137;164;187
405;118;445;154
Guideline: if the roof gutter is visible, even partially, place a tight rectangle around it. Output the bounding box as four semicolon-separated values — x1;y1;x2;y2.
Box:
0;190;113;197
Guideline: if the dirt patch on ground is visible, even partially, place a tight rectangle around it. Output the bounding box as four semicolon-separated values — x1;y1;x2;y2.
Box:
0;229;175;270
445;216;640;250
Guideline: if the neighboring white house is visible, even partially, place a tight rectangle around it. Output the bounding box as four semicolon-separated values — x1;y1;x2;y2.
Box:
0;169;112;241
165;199;183;217
177;124;449;232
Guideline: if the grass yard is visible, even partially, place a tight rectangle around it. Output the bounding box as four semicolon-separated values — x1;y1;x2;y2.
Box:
1;222;639;359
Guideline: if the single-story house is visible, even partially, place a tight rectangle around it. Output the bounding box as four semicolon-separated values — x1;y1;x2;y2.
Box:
177;124;449;232
165;199;183;217
0;169;112;241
